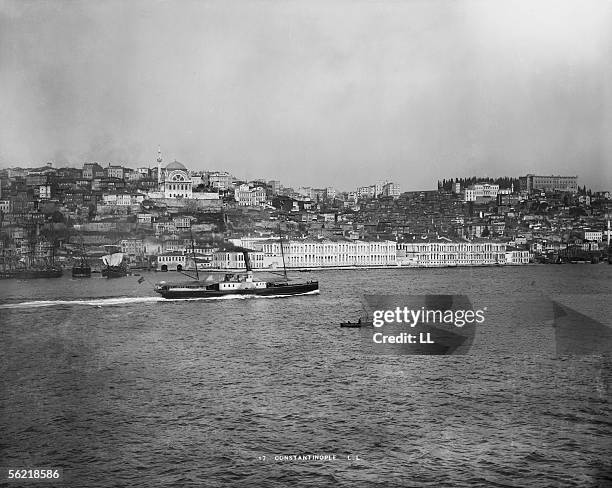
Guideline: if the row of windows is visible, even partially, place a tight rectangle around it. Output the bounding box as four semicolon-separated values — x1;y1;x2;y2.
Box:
286;255;394;262
415;253;505;260
167;183;191;191
399;245;505;252
263;244;395;252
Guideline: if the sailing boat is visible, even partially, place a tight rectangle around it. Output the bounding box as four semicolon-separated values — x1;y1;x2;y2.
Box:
101;245;127;278
72;256;91;277
154;225;319;299
0;236;63;280
72;238;91;278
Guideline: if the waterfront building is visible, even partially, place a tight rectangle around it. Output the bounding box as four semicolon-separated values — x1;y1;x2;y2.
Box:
212;251;265;269
397;241;507;267
254;238;397;268
157;252;193;271
505;250;531;264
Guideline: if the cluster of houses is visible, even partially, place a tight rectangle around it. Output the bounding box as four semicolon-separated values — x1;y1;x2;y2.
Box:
0;155;609;270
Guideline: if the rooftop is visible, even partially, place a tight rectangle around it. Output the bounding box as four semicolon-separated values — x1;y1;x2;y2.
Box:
165;161;187;171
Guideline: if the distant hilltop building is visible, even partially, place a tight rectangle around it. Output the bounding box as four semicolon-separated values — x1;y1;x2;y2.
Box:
82;162;105;179
234;184;267;206
207;171;234;191
106;164;125;180
155;147;192;199
464;182;499;202
519;174;578;194
382;181;400;198
356;181;400;199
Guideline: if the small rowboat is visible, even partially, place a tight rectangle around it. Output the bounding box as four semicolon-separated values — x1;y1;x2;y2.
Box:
340;320;363;328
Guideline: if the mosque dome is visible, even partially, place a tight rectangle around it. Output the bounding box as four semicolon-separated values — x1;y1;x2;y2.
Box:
165;160;187;171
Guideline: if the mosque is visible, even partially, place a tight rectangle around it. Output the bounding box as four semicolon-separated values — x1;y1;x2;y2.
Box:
156;147;192;199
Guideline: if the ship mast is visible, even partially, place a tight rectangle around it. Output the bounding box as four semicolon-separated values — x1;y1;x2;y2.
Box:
191;226;199;281
177;224;200;281
278;221;288;281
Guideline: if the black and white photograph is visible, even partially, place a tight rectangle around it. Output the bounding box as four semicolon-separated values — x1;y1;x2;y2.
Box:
1;0;611;486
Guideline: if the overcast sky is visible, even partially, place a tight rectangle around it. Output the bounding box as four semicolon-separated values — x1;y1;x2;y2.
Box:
1;0;611;191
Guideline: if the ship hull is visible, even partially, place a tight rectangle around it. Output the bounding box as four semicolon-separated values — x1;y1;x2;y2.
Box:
0;268;63;279
72;266;91;278
156;281;319;299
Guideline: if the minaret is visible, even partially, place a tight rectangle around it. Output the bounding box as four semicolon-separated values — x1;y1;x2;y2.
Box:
157;146;163;188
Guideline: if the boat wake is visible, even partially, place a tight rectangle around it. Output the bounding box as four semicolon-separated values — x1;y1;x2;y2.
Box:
0;296;163;309
160;289;321;302
0;290;320;309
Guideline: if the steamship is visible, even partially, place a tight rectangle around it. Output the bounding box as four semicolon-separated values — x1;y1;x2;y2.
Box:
154;229;318;299
154;250;318;299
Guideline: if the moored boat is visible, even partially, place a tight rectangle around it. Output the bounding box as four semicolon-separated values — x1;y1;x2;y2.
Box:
1;266;63;279
72;238;92;278
0;233;63;280
72;257;91;278
101;248;128;278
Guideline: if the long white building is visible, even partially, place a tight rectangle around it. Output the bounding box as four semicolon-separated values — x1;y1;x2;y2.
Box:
397;241;507;267
222;238;527;268
233;238;398;268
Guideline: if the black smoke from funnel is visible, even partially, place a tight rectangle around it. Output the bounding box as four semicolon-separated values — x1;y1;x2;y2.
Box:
215;241;256;253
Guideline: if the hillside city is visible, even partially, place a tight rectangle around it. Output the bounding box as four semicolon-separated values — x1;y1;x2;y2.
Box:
1;151;611;272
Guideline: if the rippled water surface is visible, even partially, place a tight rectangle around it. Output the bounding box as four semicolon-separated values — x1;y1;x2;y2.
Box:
1;266;611;487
